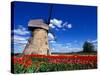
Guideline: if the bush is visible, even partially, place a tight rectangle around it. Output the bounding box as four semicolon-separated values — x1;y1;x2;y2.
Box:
14;63;25;74
47;63;57;71
38;62;48;72
26;64;37;73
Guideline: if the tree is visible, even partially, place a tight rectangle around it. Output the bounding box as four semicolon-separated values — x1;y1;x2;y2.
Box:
83;41;95;52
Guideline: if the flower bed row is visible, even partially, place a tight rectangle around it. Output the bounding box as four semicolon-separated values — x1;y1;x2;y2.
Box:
12;54;97;65
11;54;97;73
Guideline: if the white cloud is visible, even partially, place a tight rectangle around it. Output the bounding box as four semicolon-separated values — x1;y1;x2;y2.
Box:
48;32;56;45
62;28;66;31
49;40;56;43
65;46;69;48
12;35;28;41
62;22;68;27
12;35;29;45
91;39;97;50
48;33;55;41
12;25;30;35
49;24;55;28
66;24;72;29
11;25;31;52
50;42;82;53
14;40;27;44
55;28;59;31
66;43;72;47
49;18;72;31
67;47;82;52
62;22;72;29
50;18;62;28
91;39;97;43
11;25;31;53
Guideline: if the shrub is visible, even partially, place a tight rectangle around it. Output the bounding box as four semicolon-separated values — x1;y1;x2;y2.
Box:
26;64;37;73
38;62;48;72
14;63;25;74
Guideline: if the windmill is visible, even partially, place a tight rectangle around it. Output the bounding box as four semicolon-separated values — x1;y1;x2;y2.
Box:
23;5;53;55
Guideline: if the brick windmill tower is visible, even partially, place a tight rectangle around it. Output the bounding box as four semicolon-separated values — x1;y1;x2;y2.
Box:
23;5;53;55
23;19;50;55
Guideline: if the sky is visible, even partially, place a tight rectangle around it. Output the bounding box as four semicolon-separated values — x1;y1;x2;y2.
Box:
11;1;97;53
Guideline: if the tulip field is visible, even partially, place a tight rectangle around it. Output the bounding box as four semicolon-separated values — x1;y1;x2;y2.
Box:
11;54;97;73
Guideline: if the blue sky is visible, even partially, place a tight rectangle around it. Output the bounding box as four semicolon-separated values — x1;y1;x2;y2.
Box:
11;1;97;53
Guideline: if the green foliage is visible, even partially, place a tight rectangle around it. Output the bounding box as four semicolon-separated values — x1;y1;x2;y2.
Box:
83;41;95;52
14;63;25;74
14;62;97;73
47;63;57;71
13;57;97;73
56;63;67;71
38;62;48;72
26;64;37;73
31;57;48;62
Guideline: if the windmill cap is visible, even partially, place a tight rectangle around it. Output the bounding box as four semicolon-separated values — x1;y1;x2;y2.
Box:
28;19;49;30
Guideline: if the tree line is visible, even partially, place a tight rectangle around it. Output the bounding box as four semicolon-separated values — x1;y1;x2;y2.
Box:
83;41;96;53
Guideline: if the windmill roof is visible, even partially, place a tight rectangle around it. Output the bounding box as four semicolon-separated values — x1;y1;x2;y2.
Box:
28;19;49;30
